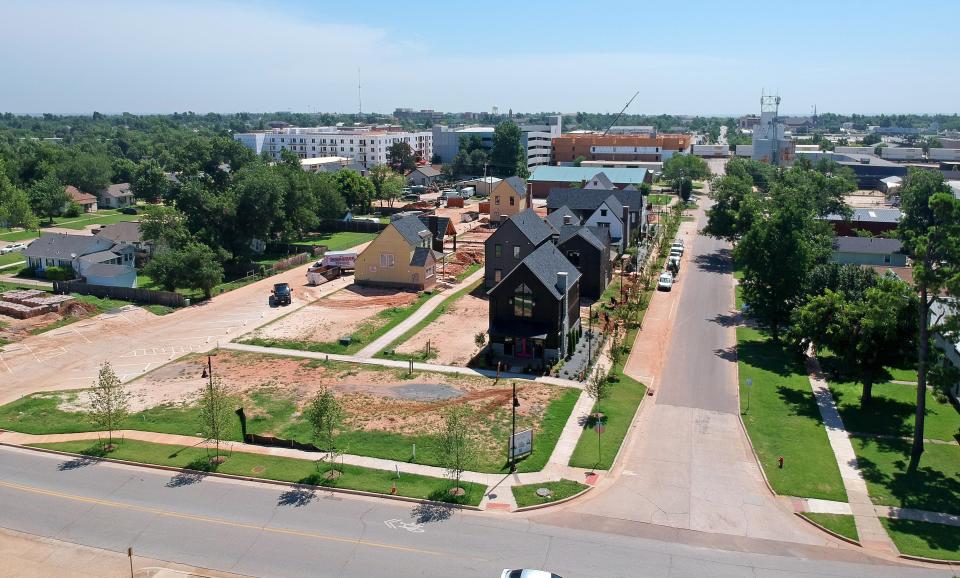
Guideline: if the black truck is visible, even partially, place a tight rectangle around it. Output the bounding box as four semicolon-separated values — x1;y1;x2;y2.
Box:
270;282;292;306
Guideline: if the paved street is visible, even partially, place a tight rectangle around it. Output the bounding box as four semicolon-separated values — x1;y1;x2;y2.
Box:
0;446;949;578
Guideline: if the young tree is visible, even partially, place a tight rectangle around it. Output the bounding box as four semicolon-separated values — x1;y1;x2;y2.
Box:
28;173;68;224
435;406;476;492
678;177;693;202
88;362;130;448
897;169;960;470
177;242;225;299
198;375;234;461
386;142;417;173
586;364;611;417
490;121;528;178
304;386;344;452
368;165;406;208
790;277;917;406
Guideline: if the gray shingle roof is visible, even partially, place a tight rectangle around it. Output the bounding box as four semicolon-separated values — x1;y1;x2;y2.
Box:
832;236;904;254
825;208;902;224
547;187;644;213
391;215;432;246
103;183;134;198
23;234;115;260
84;262;131;278
418;215;451;240
558;225;606;251
410;165;441;178
504;208;553;245
545;206;581;231
410;247;440;267
95;221;142;244
492;242;581;300
598;194;624;220
78;250;121;263
503;176;527;196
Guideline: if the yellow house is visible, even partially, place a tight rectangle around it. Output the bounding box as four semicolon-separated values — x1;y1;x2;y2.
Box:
355;216;441;290
490;176;528;224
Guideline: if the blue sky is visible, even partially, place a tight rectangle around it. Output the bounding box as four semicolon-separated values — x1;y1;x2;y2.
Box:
1;0;957;115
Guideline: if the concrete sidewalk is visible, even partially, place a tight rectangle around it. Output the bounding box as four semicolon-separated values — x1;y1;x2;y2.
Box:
805;354;897;554
793;496;960;527
354;268;484;358
223;342;585;389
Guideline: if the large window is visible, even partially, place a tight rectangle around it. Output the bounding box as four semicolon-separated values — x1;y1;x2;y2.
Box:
494;244;502;257
513;283;533;318
380;253;395;267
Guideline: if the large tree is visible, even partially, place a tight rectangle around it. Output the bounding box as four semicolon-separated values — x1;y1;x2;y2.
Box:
334;168;374;212
368;165;406;208
490;121;528;178
386;142;417;173
28;173;68;224
0;159;38;230
703;174;758;243
662;154;710;188
144;241;223;298
58;151;112;194
896;168;960;470
131;158;169;202
790;277;917;406
140;204;190;250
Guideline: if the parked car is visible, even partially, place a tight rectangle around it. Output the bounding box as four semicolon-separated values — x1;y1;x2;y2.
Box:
667;254;681;272
440;189;462;200
657;271;674;291
0;242;27;254
501;570;562;578
270;282;292;306
671;241;684;255
120;206;139;215
402;193;421;202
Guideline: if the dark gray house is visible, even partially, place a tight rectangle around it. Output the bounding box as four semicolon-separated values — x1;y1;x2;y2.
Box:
557;225;611;300
544;205;582;232
547;187;647;244
487;242;581;365
484;208;553;288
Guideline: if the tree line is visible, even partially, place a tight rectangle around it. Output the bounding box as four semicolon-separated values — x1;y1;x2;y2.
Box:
704;158;960;470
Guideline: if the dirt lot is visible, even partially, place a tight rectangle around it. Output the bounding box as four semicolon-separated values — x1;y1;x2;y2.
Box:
845;190;894;208
247;284;419;344
117;350;566;447
394;288;489;365
0;301;97;344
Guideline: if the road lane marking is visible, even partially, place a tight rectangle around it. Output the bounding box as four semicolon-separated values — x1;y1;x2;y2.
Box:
0;479;447;557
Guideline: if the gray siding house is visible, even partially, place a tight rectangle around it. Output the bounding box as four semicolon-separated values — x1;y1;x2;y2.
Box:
484;208;552;288
830;237;907;267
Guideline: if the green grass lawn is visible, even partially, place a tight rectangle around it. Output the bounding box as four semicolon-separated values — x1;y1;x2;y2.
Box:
800;513;859;542
0;367;579;474
0;252;27;267
242;290;435;356
850;436;959;516
454;262;482;282
569;327;647;470
0;229;40;243
293;231;377;252
31;439;485;506
880;518;960;561
648;194;672;206
45;210;140;230
512;479;589;508
736;327;847;501
828;380;958;442
377;280;482;360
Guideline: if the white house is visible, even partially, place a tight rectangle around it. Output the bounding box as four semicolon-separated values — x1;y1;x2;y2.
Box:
23;233;137;288
583;194;627;251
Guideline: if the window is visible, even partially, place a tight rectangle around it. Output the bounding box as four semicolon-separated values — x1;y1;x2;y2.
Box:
380;253;395;267
509;197;515;206
494;244;502;257
494;269;502;282
566;251;581;267
494;196;500;205
600;209;608;217
513;283;533;318
513;246;521;259
883;255;891;264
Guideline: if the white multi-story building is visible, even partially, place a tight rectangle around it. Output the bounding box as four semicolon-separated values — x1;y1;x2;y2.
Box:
233;127;433;168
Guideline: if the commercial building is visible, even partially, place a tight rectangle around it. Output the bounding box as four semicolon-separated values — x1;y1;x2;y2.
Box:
528;167;650;198
796;151;907;189
233;127;432;168
751;95;795;165
551;134;689;165
431;116;561;170
393;108;444;124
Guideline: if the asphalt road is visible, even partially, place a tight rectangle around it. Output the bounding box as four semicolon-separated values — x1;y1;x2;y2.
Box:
0;446;950;578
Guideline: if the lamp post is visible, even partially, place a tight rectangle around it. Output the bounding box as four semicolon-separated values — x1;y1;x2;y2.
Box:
510;382;520;473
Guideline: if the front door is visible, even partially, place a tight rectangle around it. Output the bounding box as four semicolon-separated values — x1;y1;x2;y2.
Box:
516;337;532;358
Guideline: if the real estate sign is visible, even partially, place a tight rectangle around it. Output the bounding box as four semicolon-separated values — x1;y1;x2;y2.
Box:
508;429;533;459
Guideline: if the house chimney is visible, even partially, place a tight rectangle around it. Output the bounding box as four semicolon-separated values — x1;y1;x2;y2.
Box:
525;181;533;208
563;215;572;225
622;204;631;251
556;271;568;294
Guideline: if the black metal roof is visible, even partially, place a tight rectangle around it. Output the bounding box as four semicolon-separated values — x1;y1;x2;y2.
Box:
832;236;904;254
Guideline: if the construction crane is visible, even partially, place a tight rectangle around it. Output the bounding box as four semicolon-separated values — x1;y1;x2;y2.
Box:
601;91;640;136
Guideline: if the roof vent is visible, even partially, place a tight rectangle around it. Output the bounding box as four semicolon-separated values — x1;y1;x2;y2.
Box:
563;215;572;225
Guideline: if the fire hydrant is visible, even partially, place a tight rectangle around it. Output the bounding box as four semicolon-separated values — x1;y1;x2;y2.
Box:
390;483;397;495
778;456;784;469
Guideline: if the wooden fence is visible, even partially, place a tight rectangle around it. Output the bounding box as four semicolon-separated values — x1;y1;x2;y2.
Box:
53;280;186;308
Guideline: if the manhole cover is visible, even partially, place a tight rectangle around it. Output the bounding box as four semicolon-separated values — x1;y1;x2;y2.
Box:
535;488;553;498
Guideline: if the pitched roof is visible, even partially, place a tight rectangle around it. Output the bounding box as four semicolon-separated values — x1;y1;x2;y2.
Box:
83;263;131;278
78;250;122;263
23;233;114;260
102;183;134;198
597;194;624;220
65;185;97;204
547;187;644;213
583;173;614;189
502;176;527;196
95;221;142;244
491;242;581;300
391;215;432;246
409;165;441;178
502;208;553;245
832;236;904;254
530;166;649;185
418;215;453;239
558;225;606;251
545;206;581;231
410;247;441;267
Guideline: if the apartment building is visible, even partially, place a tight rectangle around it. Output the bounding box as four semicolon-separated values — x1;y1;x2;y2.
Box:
233;127;432;167
431;115;561;171
551;134;690;164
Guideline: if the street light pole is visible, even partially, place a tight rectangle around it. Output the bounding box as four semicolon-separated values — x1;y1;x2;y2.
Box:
510;381;519;473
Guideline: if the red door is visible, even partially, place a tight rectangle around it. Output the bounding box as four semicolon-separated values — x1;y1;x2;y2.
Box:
516;337;532;358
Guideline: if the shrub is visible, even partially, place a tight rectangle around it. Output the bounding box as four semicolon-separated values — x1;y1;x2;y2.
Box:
43;266;76;281
63;201;83;218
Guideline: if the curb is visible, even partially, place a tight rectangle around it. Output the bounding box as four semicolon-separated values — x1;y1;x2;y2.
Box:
3;442;483;511
512;485;594;513
793;512;861;547
898;553;960;566
736;409;778;497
